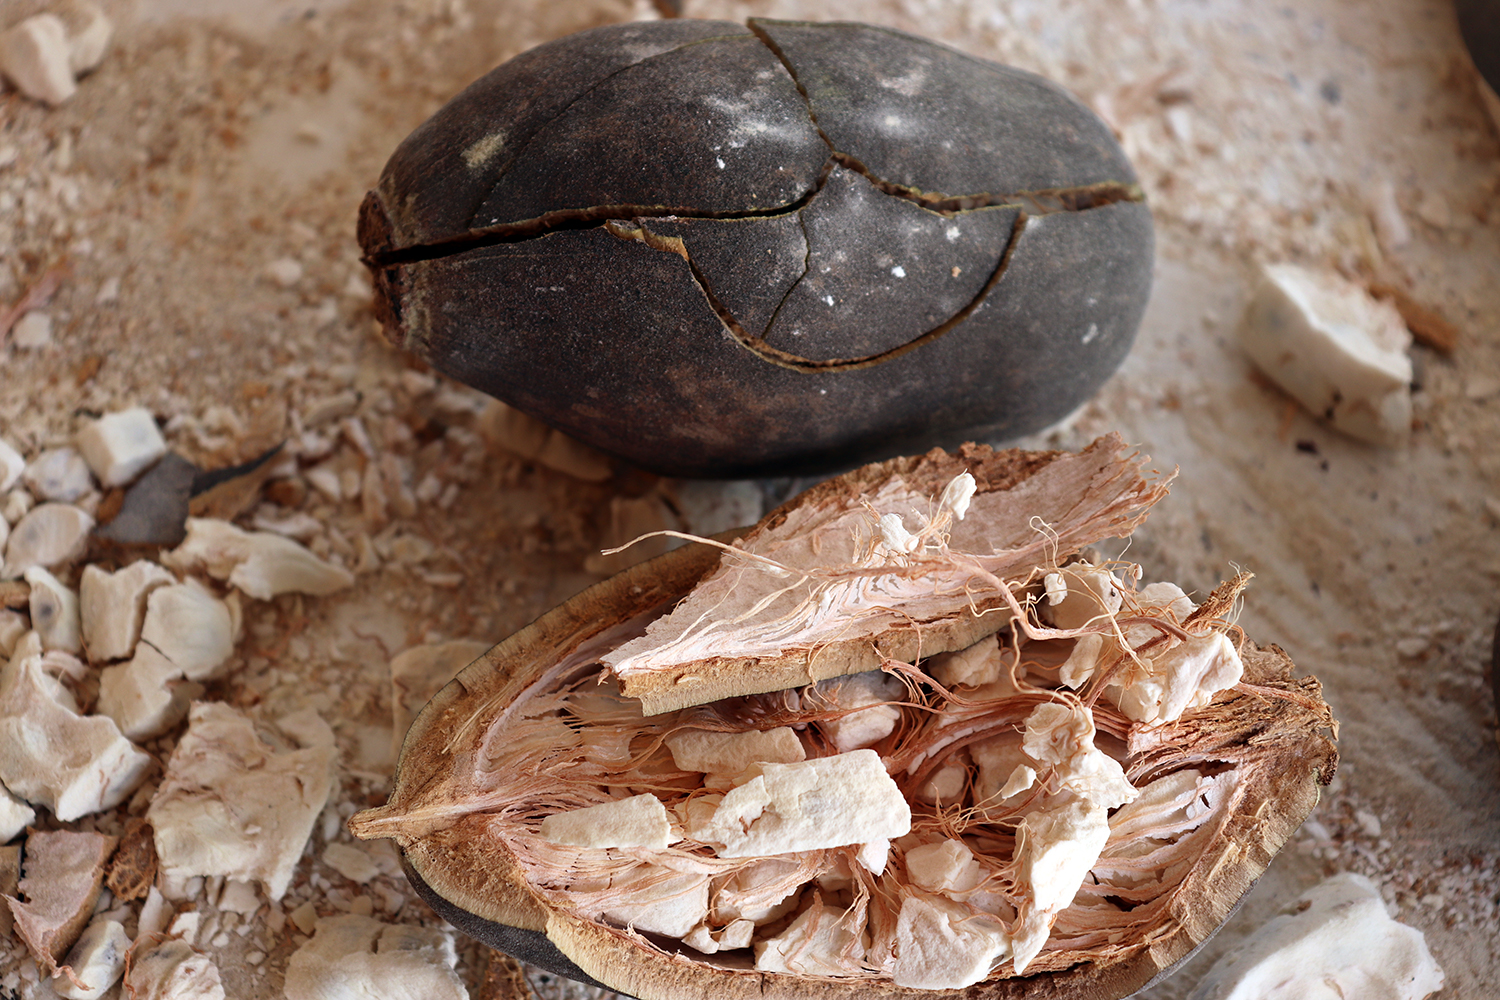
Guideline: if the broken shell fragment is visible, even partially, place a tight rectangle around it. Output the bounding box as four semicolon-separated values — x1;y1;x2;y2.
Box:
4;829;117;981
361;20;1153;477
352;435;1336;999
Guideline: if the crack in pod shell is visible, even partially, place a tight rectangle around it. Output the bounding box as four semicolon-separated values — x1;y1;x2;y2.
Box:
360;20;1154;477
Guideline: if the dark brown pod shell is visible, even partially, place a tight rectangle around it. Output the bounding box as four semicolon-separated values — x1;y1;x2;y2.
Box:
352;440;1337;1000
360;20;1153;477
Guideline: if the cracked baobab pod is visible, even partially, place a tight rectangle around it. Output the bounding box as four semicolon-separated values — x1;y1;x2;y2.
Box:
351;435;1338;999
358;20;1153;478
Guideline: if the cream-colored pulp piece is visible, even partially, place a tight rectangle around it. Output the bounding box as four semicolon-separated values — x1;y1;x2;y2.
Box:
540;793;677;850
697;749;911;859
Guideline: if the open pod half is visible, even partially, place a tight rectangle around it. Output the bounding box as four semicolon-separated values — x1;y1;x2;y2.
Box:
352;435;1337;999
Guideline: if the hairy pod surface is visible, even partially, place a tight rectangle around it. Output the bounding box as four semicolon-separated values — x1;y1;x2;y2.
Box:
360;20;1153;477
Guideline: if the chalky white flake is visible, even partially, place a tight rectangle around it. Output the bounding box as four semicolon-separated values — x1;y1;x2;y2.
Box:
139;580;235;680
700;749;911;858
816;671;904;752
3;502;94;577
79;560;175;661
926;632;1003;689
75;407;167;487
24;566;81;652
0;16;75;105
283;915;469;1000
97;643;194;740
54;916;131;1000
1189;872;1444;1000
1040;563;1122;630
1056;578;1245;726
0;635;150;820
888;891;1011;989
905;838;986;896
0;439;23;493
1239;262;1413;446
755;903;870;977
0;784;36;842
1009;702;1138;973
164;517;354;599
148;702;335;900
23;448;94;502
124;938;226;1000
594;865;711;938
540;793;678;850
664;726;805;778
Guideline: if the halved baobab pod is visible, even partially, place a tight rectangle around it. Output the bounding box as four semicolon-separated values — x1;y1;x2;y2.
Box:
352;434;1337;998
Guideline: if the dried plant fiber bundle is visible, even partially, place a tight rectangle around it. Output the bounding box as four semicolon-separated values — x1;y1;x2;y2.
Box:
352;434;1337;1000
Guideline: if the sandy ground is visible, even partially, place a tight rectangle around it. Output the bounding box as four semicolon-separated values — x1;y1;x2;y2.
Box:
1;0;1497;996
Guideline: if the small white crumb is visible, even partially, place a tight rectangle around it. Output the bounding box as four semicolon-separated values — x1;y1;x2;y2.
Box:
0;784;36;842
265;257;304;288
701;749;911;858
75;407;166;487
891;265;906;277
1367;177;1411;253
323;843;381;885
216;879;261;916
139;580;234;679
664;727;804;777
11;309;54;348
3;502;93;577
125;938;226;1000
926;633;1002;689
96;643;192;740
